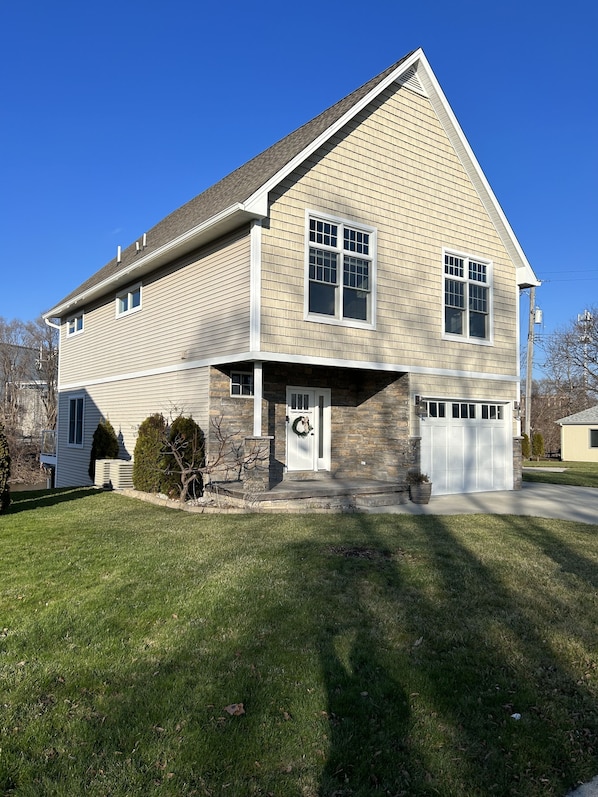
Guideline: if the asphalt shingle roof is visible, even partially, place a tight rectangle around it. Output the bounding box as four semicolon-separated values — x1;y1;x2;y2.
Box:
50;52;415;313
557;405;598;425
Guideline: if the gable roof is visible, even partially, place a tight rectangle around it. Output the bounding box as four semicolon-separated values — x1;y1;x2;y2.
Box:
557;405;598;425
45;48;539;319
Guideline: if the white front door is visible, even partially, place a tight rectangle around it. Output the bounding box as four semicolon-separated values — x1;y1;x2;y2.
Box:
286;387;331;472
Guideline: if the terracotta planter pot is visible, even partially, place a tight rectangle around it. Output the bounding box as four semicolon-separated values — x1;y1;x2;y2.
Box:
409;482;432;504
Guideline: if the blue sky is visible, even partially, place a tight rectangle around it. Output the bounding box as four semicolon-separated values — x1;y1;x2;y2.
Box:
1;0;596;375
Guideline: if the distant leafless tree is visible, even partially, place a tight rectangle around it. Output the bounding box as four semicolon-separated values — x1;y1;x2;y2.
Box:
0;316;58;483
539;307;598;401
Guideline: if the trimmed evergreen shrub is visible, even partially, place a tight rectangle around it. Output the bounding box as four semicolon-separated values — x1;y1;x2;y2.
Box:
0;421;11;513
133;414;167;493
161;415;205;500
88;418;120;482
532;432;545;460
521;433;531;460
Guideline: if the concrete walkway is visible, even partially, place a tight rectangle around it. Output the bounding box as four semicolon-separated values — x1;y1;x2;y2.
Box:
369;481;598;526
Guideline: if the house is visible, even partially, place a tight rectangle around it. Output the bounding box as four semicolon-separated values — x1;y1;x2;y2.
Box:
0;343;48;439
43;48;539;496
557;405;598;462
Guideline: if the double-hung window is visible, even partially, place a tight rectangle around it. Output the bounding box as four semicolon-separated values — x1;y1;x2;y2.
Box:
307;213;375;326
116;283;142;317
444;251;492;341
68;396;84;446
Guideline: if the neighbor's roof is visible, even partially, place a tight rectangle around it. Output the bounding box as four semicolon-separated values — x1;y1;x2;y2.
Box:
557;405;598;425
45;48;539;318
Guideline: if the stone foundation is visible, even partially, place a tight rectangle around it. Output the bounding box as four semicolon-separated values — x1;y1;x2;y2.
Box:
207;363;415;487
513;436;523;490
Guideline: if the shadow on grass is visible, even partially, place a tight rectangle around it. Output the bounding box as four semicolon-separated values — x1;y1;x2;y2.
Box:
313;512;598;796
2;510;597;796
5;486;102;514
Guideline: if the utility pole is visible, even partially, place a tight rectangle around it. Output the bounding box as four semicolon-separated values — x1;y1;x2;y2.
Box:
578;309;593;390
525;287;535;440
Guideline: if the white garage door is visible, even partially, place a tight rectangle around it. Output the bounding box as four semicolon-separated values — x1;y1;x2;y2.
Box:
420;401;512;495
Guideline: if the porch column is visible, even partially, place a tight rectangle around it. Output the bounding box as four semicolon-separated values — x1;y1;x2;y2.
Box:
253;361;263;436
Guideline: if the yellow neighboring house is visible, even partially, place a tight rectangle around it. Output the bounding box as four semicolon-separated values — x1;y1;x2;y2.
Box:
557;406;598;463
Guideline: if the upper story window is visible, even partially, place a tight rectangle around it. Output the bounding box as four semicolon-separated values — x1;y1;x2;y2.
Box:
67;313;84;336
230;371;254;397
116;283;142;317
443;251;492;342
306;213;375;327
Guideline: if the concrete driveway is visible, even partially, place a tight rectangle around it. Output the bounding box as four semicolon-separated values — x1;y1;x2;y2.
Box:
374;481;598;526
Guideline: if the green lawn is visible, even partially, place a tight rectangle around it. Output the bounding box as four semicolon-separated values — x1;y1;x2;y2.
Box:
523;460;598;488
1;488;598;796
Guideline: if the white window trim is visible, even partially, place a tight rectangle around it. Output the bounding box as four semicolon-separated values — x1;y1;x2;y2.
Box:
67;393;85;448
230;370;254;397
304;209;376;330
115;283;142;318
66;313;84;337
441;247;493;345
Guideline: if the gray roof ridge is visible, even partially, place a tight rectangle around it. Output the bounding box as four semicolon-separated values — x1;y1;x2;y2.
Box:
46;50;418;313
557;404;598;424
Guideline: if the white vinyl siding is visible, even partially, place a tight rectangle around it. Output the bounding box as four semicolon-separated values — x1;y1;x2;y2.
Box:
58;229;251;387
55;366;210;487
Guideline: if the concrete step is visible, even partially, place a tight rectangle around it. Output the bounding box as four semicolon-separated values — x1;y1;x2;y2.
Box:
283;471;332;482
354;490;409;508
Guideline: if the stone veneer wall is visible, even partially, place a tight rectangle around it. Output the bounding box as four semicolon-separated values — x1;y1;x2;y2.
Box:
512;436;523;490
208;364;413;484
208;365;256;481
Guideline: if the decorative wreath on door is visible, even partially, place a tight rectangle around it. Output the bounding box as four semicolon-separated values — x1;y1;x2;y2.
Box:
292;415;313;437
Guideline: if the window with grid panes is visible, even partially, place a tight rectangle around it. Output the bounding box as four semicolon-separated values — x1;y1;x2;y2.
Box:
307;215;374;324
444;252;491;340
230;371;254;396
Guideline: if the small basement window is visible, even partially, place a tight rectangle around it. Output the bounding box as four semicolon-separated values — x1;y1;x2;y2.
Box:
231;371;254;396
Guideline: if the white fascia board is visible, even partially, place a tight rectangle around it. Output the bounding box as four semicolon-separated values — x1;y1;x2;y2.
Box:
44;202;265;319
414;53;540;289
243;49;425;215
58;349;518;392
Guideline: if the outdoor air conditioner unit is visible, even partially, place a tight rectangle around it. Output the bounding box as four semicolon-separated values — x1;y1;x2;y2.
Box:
94;459;134;490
